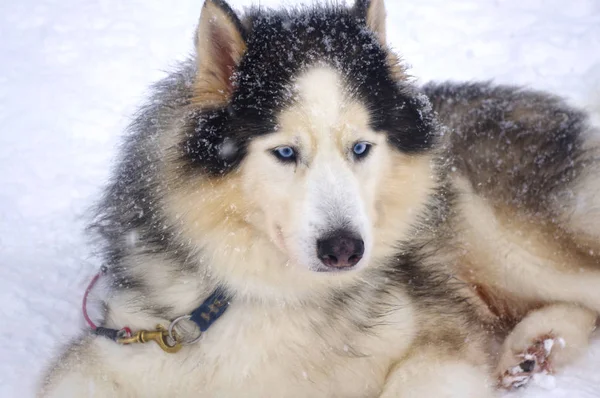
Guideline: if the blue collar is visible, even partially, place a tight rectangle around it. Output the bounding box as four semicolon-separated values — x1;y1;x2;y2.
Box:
189;287;230;332
91;284;231;352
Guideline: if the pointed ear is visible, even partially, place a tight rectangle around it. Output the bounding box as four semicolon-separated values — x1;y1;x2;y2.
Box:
194;0;247;106
354;0;406;80
353;0;387;46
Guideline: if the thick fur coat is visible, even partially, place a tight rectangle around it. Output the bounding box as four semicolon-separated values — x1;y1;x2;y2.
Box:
40;0;600;396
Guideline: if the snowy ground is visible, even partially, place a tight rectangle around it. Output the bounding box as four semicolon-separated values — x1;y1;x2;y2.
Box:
1;0;599;396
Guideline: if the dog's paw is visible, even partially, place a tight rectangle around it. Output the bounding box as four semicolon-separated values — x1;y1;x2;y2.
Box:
497;334;565;390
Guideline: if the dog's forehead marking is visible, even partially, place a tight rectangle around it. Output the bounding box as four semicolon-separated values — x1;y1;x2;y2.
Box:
276;65;371;153
293;66;344;131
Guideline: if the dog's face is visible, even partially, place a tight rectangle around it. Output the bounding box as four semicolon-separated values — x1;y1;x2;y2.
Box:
242;66;382;273
166;0;438;292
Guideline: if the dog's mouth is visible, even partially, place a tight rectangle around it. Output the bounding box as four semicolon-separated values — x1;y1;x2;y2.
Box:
313;264;359;273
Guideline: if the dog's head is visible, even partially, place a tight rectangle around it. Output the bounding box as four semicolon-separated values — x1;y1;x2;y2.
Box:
166;0;439;295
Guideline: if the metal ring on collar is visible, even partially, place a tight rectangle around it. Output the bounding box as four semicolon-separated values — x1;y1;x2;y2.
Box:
168;315;202;346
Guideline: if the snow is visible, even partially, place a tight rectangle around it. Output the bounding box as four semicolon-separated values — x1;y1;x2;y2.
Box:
1;0;599;396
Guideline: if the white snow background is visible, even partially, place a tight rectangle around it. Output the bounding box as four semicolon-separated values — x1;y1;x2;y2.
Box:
1;0;599;396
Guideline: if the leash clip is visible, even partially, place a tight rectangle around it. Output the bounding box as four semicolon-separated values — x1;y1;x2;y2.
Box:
117;325;182;354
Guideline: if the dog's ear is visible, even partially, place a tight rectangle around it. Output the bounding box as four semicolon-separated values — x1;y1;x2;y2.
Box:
194;0;247;105
353;0;387;45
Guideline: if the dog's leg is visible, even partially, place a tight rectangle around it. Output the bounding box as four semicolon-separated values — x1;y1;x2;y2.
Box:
380;348;494;398
456;174;600;314
496;303;597;390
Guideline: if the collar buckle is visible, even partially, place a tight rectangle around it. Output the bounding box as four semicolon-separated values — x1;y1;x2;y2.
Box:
117;325;182;354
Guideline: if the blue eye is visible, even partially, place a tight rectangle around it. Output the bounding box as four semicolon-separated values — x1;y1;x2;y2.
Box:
352;142;371;159
272;146;297;163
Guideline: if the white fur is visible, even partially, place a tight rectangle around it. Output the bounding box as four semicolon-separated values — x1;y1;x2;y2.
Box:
382;349;493;398
42;290;423;397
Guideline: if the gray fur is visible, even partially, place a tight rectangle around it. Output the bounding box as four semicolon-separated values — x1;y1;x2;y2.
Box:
425;82;590;218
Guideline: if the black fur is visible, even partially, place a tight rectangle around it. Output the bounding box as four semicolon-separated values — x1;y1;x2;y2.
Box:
183;4;436;176
351;0;372;20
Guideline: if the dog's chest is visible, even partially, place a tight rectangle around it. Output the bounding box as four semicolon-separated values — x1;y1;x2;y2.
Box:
123;303;393;397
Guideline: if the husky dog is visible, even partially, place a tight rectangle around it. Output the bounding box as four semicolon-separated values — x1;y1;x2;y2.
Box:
40;0;600;396
40;1;493;396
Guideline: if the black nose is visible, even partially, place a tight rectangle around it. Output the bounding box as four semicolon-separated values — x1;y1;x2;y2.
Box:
317;231;364;269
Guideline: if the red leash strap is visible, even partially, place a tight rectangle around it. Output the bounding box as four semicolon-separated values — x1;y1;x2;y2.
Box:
82;266;131;339
82;270;102;330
